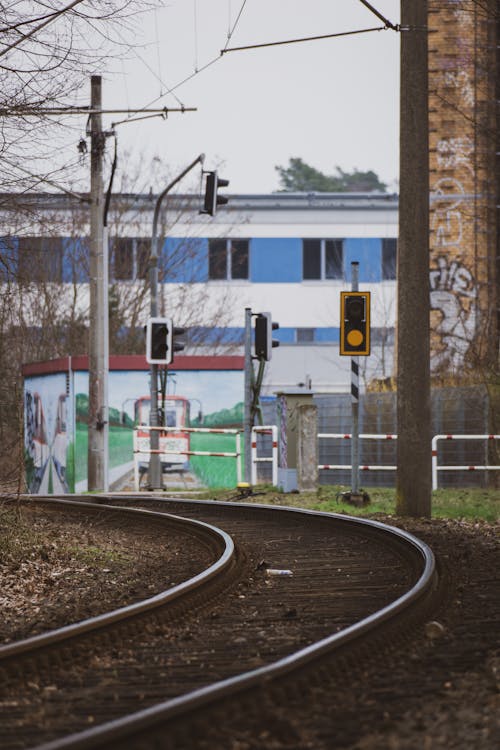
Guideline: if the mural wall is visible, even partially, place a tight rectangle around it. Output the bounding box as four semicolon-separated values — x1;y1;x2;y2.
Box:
24;372;73;494
24;362;244;493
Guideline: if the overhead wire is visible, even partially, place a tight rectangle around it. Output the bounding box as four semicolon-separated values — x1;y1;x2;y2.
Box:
118;0;250;124
221;25;393;55
357;0;399;31
224;0;248;50
193;0;199;71
107;22;185;110
153;7;163;100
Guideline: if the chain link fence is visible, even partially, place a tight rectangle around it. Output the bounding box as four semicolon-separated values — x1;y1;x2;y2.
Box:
252;387;496;489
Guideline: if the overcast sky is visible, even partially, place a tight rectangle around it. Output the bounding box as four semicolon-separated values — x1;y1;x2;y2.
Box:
95;0;400;194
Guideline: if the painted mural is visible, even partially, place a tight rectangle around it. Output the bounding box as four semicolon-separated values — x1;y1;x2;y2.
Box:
25;365;244;493
24;373;73;494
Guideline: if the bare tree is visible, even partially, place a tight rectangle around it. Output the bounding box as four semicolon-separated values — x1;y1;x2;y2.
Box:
0;0;155;191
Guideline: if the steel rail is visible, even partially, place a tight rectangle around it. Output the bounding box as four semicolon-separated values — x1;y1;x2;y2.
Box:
32;498;437;750
0;498;234;663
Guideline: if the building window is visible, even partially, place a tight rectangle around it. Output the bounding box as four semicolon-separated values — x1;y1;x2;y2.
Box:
382;238;397;280
111;238;150;281
302;239;343;280
18;237;64;282
296;327;315;343
208;239;249;280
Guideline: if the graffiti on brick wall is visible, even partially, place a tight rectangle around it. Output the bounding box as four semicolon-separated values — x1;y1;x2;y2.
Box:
442;70;474;106
436;136;474;175
430;174;478;371
430;256;477;370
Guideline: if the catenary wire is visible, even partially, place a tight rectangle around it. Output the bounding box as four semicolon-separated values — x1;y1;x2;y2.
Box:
221;24;393;55
357;0;398;31
118;0;249;124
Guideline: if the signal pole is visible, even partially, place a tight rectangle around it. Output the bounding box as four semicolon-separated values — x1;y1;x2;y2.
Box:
88;75;109;492
147;154;205;490
396;1;431;517
244;307;253;483
350;262;360;495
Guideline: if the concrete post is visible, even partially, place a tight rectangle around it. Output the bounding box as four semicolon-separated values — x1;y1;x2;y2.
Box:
276;388;315;492
297;403;318;492
87;74;108;492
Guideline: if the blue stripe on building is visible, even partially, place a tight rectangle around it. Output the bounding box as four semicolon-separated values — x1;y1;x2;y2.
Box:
344;238;382;282
250;238;302;283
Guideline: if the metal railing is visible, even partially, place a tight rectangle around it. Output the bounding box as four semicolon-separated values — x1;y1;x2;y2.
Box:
319;432;500;489
251;425;278;486
431;434;500;490
133;426;242;490
318;433;397;473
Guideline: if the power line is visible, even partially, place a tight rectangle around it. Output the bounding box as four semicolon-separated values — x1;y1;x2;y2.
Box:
221;25;394;55
0;106;196;116
223;0;249;51
119;0;249;123
358;0;399;31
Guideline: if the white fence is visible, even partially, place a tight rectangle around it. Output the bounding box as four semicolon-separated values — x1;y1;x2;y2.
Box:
133;426;242;490
251;425;278;487
318;433;397;474
132;429;500;491
431;434;500;490
319;432;500;489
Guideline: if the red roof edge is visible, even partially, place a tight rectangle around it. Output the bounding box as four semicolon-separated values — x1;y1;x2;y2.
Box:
22;354;245;376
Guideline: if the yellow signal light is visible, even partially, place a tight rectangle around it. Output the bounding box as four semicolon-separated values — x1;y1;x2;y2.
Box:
340;291;371;356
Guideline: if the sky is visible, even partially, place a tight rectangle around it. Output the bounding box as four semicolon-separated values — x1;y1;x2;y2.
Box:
88;0;401;194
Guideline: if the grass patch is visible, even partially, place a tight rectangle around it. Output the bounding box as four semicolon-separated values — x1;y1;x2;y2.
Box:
68;544;131;566
197;483;499;523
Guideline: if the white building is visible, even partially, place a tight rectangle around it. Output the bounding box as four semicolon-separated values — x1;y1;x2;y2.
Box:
3;191;398;393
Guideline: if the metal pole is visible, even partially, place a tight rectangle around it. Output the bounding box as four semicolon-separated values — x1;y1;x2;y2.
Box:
102;225;109;490
351;262;360;494
87;75;108;492
244;307;253;483
396;0;431;517
148;154;205;490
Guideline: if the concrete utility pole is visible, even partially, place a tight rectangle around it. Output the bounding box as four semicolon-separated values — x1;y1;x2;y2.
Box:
87;75;109;492
396;1;431;517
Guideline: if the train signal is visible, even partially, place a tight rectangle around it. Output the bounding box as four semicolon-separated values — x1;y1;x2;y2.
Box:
201;170;229;216
254;312;280;361
171;323;186;361
146;317;186;365
340;291;371;356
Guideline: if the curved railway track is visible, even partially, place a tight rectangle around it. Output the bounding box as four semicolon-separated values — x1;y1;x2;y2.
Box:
0;495;438;750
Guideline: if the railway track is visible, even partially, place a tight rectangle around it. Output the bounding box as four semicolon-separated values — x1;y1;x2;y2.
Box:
0;495;438;750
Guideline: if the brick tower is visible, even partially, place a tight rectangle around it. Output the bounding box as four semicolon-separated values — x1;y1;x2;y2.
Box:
428;0;499;375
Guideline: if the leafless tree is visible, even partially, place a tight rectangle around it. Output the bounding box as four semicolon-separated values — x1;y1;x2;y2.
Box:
0;0;155;191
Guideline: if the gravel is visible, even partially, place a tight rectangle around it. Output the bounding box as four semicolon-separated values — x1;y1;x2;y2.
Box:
1;501;498;749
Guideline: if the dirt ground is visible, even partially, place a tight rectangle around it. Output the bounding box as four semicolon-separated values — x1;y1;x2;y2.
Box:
1;500;498;748
0;502;213;643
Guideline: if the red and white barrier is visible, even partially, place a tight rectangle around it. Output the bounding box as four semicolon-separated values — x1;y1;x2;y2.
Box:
318;464;397;471
133;426;242;490
431;434;500;490
251;425;278;486
318;432;500;489
318;433;397;474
